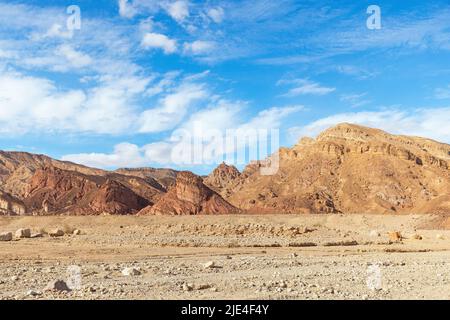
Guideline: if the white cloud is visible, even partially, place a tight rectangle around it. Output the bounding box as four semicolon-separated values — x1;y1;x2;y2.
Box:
0;70;155;135
289;108;450;144
139;82;207;133
118;0;138;18
340;93;371;108
60;103;304;168
55;45;92;69
207;7;224;23
142;142;174;165
435;85;450;99
141;32;177;54
62;143;146;168
166;1;189;23
278;79;336;97
183;40;216;55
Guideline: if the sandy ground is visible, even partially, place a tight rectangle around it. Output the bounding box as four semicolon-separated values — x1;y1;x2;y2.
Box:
0;214;449;300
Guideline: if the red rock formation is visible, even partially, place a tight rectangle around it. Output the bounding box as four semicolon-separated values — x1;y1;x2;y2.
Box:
0;191;27;215
25;167;150;215
139;171;240;215
204;162;241;196
90;179;150;215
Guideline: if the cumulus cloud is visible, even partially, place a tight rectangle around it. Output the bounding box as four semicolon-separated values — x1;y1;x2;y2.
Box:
289;108;450;144
207;7;224;23
55;45;93;69
183;40;216;55
61;103;304;169
118;0;138;18
141;32;177;54
139;83;208;133
166;0;189;23
0;70;154;135
62;143;146;168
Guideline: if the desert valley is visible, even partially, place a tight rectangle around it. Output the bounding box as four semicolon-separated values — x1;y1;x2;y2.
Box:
1;123;449;300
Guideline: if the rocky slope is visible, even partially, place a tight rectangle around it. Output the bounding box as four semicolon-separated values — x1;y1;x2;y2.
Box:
0;152;173;215
1;123;450;215
206;123;450;214
139;171;240;215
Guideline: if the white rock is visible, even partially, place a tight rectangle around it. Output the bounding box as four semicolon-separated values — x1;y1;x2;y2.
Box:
436;234;445;240
0;232;12;241
27;290;41;296
369;230;381;237
30;233;43;238
203;261;216;269
121;267;141;276
73;229;81;235
182;283;193;291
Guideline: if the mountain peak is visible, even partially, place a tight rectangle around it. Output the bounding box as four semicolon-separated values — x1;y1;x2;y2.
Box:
317;123;385;142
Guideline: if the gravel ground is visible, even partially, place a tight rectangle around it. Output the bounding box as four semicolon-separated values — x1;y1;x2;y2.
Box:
0;214;449;300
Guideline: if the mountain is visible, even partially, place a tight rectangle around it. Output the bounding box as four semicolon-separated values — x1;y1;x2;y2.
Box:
205;123;450;214
138;171;240;215
1;123;449;215
0;151;174;215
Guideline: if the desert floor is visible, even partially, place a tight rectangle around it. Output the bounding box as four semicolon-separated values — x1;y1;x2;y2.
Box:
0;214;449;300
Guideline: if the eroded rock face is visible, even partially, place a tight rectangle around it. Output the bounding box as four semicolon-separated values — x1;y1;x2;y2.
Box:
0;191;27;215
204;163;241;195
224;123;450;214
24;167;150;215
89;179;150;215
139;171;240;215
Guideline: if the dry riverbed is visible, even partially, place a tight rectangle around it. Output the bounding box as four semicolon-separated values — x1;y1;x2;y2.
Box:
0;214;449;300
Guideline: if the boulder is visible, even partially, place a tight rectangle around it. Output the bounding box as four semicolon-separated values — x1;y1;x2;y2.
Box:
122;267;141;276
15;228;31;239
44;280;71;292
49;229;64;237
388;231;402;241
0;232;13;241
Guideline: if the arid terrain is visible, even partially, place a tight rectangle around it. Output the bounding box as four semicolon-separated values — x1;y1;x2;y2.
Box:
1;214;449;300
0;123;449;300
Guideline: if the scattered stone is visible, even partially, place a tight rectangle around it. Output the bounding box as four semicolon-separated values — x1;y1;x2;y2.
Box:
26;290;41;297
388;231;402;241
203;261;218;269
49;229;65;237
30;233;43;238
44;280;71;292
412;234;423;240
369;230;381;237
15;228;31;239
196;284;211;290
182;283;193;291
121;267;141;276
0;232;13;241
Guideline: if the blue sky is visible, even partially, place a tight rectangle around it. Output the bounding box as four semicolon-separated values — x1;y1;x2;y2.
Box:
0;0;450;174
